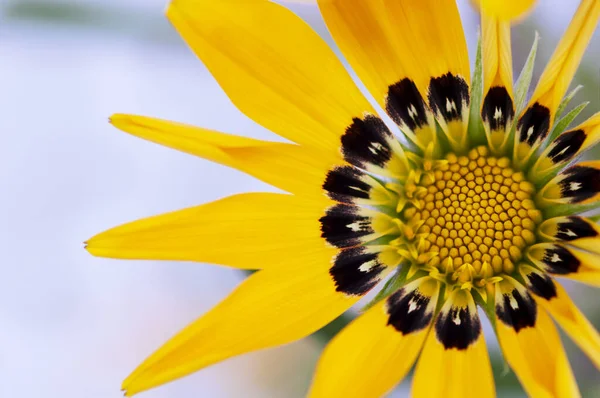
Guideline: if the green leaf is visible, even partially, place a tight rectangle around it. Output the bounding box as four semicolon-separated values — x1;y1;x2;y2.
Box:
514;32;540;115
468;31;486;146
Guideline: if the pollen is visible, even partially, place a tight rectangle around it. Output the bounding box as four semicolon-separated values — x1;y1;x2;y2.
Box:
406;147;542;276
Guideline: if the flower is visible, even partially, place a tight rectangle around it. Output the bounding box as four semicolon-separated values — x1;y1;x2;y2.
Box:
86;0;600;396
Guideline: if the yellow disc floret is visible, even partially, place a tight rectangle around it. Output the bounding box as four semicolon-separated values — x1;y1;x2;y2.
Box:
405;146;542;278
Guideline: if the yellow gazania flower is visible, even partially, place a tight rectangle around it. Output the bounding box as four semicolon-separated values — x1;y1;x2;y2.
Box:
86;0;600;396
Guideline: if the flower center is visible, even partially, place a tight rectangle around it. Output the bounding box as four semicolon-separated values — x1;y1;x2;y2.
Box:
404;146;542;279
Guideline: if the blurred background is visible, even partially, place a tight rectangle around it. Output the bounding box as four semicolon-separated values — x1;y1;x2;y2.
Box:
0;0;598;397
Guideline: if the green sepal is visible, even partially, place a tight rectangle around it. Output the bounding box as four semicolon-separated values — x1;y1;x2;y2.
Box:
555;85;583;120
541;200;600;219
361;262;409;312
514;32;539;115
468;31;486;147
473;285;497;333
589;214;600;223
545;101;589;143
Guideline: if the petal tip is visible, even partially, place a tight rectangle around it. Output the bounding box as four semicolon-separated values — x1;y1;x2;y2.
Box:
474;0;538;21
109;113;132;128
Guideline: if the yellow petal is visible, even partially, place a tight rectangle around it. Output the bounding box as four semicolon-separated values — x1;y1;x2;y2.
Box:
532;244;600;287
515;0;600;162
495;279;580;398
87;192;336;269
309;277;440;398
110;114;343;197
527;243;600;288
473;0;537;21
412;289;494;398
560;271;600;287
529;0;600;116
539;160;600;205
122;264;360;396
318;0;470;152
538;216;600;255
533;111;600;176
533;281;600;370
167;0;374;152
481;11;514;153
482;15;513;97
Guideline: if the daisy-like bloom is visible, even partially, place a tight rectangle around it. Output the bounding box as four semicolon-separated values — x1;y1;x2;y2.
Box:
87;0;600;396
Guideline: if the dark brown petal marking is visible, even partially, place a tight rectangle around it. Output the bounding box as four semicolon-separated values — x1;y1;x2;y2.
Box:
524;273;557;300
428;73;470;123
435;302;481;349
548;129;586;164
386;78;429;131
387;287;434;335
558;165;600;203
341;115;393;168
496;288;537;332
542;245;580;274
556;216;598;241
481;86;515;131
330;247;384;295
319;204;373;248
323;166;371;202
517;103;550;145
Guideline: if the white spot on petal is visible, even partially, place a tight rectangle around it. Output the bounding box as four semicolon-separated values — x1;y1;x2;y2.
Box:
358;260;377;273
556;145;570;157
570;182;582;191
452;312;462;325
348;186;367;193
526;126;535;139
407;297;420;313
346;222;363;232
408;104;418;120
369;142;384;155
493;107;503;121
446;98;457;113
550;253;562;263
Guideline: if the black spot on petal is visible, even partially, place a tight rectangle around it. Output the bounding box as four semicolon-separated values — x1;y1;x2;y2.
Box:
481;86;515;131
558;165;600;204
435;303;481;350
542;246;580;274
319;204;373;248
387;287;433;335
341;115;392;168
517;103;550;145
556;216;598;241
525;273;557;300
323;166;371;202
548;129;586;164
428;73;470;123
386;78;429;131
330;247;384;295
496;288;537;332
